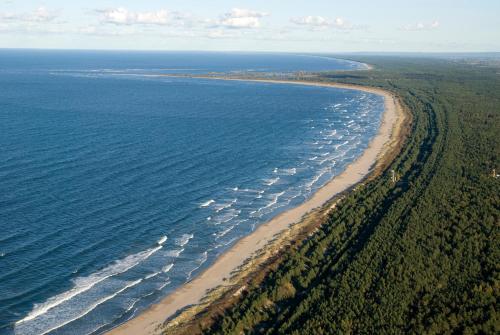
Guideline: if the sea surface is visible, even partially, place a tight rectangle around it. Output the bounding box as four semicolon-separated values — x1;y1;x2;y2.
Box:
0;50;383;334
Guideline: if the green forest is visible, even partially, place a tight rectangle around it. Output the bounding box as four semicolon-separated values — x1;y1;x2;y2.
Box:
172;57;499;334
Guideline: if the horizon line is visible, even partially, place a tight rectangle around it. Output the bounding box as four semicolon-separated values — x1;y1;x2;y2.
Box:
0;47;499;55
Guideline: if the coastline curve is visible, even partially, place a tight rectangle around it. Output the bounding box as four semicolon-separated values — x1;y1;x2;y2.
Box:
106;79;405;335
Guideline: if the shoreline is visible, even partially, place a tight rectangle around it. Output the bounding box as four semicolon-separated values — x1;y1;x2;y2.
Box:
107;79;404;335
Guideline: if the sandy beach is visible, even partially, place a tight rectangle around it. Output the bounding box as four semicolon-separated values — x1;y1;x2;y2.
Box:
107;79;404;335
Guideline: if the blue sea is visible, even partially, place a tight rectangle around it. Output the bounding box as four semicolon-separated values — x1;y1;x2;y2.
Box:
0;50;383;335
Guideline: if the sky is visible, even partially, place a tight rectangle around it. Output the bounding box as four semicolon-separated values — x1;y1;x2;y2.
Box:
0;0;499;52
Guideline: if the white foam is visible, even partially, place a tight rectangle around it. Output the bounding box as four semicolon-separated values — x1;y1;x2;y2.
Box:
266;191;285;209
334;141;349;150
165;249;184;257
212;209;241;225
186;251;209;280
325;129;337;138
18;279;143;335
162;263;174;273
263;177;280;186
158;279;171;290
200;199;215;208
222;237;238;247
318;158;330;165
175;233;194;247
214;199;237;213
157;235;167;245
252;192;286;217
238;188;263;194
214;225;236;240
16;243;163;325
276;168;297;176
144;271;161;280
306;169;329;189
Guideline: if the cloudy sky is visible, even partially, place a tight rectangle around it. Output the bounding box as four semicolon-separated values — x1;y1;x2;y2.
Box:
0;0;498;52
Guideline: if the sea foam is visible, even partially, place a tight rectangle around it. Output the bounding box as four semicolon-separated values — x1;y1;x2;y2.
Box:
16;243;163;325
175;233;194;247
200;200;215;208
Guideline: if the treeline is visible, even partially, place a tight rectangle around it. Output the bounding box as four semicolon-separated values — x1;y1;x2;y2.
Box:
173;57;499;334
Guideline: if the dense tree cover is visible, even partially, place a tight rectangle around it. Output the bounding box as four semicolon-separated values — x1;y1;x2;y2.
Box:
175;57;499;334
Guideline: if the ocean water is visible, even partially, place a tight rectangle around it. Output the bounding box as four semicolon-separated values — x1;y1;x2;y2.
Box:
0;51;383;334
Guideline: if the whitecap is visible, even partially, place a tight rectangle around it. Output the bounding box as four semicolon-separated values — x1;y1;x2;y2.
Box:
253;191;286;216
16;279;143;335
222;237;238;247
214;199;237;213
266;191;285;208
15;243;162;325
214;225;236;240
275;168;297;176
165;249;184;257
306;169;329;189
200;199;215;208
157;235;167;245
158;279;171;290
175;233;194;247
211;209;241;225
318;158;329;165
145;271;161;280
263;177;279;186
162;263;174;273
186;251;208;280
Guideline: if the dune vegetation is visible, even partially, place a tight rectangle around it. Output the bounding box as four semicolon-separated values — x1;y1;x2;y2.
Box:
171;56;499;335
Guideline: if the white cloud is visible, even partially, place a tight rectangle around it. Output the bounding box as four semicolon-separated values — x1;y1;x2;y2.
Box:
334;18;347;28
291;16;330;28
0;6;59;23
31;7;58;22
430;21;440;28
98;7;186;26
290;15;355;30
212;8;269;29
402;20;440;31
